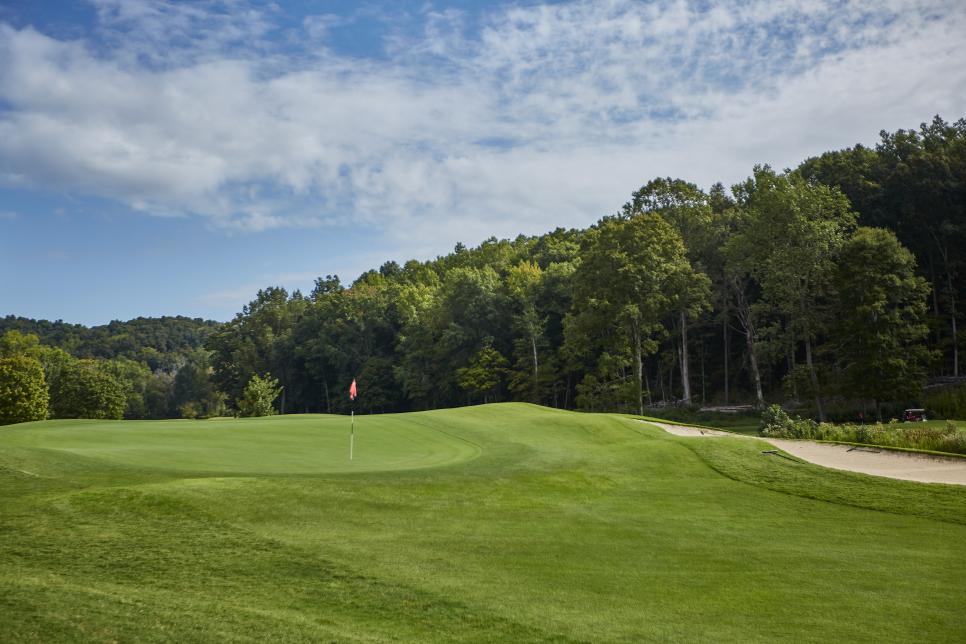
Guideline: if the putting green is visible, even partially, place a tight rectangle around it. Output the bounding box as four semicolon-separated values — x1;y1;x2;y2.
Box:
0;414;480;474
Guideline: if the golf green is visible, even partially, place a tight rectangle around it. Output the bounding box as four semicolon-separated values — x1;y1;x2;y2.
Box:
1;403;964;642
0;414;480;474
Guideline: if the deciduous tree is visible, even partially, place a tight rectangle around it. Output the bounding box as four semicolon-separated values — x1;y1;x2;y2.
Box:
457;343;509;404
0;355;49;425
730;166;857;420
568;213;702;415
832;227;932;418
237;373;282;417
49;359;126;420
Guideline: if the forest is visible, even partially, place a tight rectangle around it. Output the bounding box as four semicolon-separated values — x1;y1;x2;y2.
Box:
2;116;964;424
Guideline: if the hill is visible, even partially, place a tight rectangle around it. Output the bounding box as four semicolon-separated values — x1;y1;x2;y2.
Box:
0;315;219;371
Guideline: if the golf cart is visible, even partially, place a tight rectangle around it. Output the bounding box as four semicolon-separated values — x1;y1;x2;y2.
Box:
902;408;927;422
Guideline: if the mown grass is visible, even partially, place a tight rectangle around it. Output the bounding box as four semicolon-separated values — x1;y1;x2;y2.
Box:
1;404;965;642
917;419;966;431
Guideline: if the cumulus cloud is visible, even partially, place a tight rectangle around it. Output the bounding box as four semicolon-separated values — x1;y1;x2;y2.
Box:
0;0;964;255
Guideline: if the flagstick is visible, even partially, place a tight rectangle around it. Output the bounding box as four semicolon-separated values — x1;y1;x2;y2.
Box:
348;379;358;461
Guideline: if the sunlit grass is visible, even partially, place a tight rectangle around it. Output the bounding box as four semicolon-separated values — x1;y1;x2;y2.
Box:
2;404;964;642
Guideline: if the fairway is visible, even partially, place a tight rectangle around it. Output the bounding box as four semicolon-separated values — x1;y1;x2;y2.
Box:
2;404;965;642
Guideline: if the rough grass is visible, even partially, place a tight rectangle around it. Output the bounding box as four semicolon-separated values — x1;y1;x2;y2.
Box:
760;407;966;455
641;408;761;435
2;404;965;642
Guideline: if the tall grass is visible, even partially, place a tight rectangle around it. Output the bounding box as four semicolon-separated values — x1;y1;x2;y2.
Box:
760;405;966;455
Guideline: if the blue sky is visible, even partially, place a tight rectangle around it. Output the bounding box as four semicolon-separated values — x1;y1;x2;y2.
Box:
1;0;964;325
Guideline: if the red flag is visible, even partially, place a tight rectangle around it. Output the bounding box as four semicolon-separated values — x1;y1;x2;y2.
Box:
349;379;357;401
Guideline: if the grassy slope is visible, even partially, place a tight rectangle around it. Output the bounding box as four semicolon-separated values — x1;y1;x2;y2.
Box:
1;404;964;643
640;412;761;435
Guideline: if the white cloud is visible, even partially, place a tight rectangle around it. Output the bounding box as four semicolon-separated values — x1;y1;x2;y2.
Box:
194;260;390;315
0;0;964;259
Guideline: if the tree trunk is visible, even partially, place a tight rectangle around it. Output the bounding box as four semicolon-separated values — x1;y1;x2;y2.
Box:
930;255;940;317
659;358;667;404
643;359;653;406
633;325;644;416
679;309;691;404
323;378;331;413
732;278;764;407
948;271;959;377
932;234;958;377
928;256;942;373
700;336;705;405
531;333;540;403
723;314;729;405
745;329;764;407
804;335;825;422
668;357;674;402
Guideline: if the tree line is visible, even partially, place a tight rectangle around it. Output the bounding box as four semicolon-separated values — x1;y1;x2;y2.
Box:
0;315;219;371
1;115;962;424
0;317;223;423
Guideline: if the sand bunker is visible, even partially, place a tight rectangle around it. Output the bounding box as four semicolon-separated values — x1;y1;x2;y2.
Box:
647;421;966;486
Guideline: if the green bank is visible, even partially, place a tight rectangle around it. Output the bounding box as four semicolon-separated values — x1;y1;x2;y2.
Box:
1;403;964;642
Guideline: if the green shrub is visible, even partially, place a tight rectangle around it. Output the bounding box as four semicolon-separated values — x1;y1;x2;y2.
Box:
759;404;818;439
179;401;201;419
760;406;966;455
178;392;225;420
237;373;281;418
